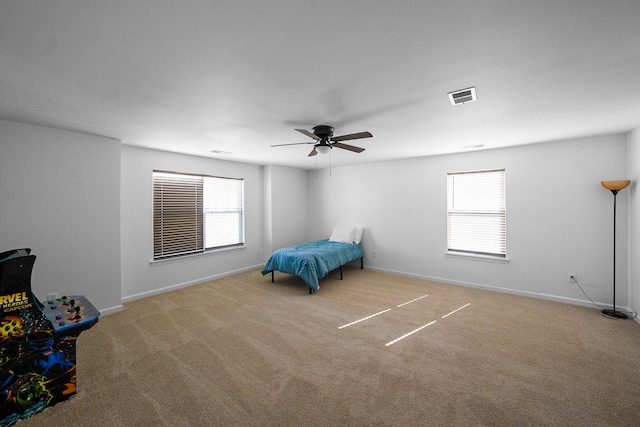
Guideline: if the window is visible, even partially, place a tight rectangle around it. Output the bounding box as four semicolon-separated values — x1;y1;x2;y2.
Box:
153;171;244;260
447;169;506;258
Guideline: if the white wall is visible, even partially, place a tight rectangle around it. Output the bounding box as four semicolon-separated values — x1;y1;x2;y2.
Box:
262;166;273;259
262;165;309;256
308;134;630;308
0;119;121;313
120;146;263;301
628;127;639;322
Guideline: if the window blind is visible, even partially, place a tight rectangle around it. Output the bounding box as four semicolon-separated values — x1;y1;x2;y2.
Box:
153;172;204;259
204;176;244;249
447;169;506;257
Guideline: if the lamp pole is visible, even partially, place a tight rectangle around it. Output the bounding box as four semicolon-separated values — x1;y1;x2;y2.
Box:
601;190;626;318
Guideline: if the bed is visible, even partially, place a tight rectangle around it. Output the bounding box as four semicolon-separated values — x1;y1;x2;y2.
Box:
262;225;364;294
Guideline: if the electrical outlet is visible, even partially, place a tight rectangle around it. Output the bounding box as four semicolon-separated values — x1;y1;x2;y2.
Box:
257;249;260;256
568;274;577;283
372;251;377;258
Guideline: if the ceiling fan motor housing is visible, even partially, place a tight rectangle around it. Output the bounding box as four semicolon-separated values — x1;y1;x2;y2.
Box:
312;125;334;141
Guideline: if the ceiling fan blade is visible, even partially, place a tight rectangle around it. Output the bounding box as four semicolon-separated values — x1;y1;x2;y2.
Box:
295;128;320;140
271;142;315;147
331;131;372;142
308;148;318;157
333;142;365;153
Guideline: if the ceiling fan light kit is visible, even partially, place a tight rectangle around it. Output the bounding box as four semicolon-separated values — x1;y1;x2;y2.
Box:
316;145;331;155
271;124;372;158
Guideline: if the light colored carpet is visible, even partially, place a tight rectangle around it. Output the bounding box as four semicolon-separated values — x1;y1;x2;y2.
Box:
19;268;640;426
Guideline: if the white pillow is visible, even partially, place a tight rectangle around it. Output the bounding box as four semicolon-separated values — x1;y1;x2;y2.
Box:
329;225;357;243
338;224;364;244
354;227;364;244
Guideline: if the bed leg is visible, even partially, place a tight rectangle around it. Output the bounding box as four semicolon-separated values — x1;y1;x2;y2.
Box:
360;257;363;269
309;287;313;294
340;265;343;280
271;271;274;283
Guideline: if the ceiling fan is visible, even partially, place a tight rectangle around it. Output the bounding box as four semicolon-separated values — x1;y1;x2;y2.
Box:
272;125;372;157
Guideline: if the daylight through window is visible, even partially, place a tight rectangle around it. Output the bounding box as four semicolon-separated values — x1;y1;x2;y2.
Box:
153;171;244;260
447;169;506;257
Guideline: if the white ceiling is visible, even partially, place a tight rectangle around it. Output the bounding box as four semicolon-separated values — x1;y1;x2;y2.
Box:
1;1;640;170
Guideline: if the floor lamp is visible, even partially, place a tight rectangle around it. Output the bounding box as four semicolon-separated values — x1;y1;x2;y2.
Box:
601;180;631;319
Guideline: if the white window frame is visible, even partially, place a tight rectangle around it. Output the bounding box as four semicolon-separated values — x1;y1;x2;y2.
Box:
447;169;506;259
153;171;244;261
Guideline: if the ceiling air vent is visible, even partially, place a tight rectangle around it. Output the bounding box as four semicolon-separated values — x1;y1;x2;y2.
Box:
448;87;476;106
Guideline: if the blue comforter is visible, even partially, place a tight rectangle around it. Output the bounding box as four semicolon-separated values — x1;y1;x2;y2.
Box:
262;239;364;291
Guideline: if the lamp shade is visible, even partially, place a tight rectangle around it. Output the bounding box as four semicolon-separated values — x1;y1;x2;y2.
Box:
601;180;631;191
316;145;331;155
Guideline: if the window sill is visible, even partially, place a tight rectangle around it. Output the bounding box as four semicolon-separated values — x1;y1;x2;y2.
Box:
150;245;246;265
445;251;510;263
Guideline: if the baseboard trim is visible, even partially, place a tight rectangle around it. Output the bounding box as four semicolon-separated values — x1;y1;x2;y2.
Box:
99;304;124;316
121;264;263;304
363;265;633;313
